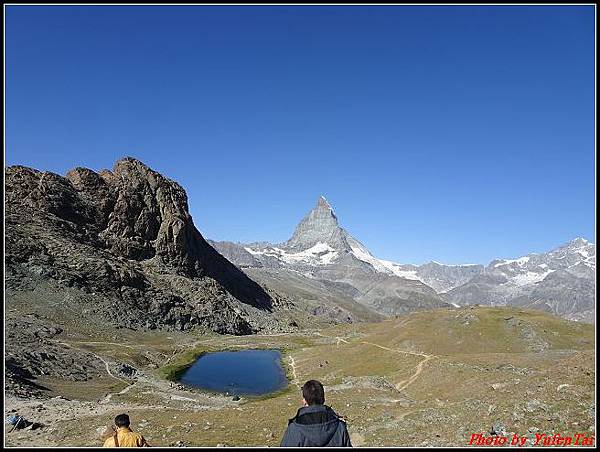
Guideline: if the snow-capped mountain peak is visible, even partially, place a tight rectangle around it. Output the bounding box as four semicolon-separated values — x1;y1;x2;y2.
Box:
284;196;346;252
317;195;334;212
210;198;595;323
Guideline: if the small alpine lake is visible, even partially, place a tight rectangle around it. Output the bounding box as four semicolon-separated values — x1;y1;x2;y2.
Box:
179;349;288;396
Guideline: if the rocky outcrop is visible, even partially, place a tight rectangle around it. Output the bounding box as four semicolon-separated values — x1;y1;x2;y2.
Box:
5;313;105;398
5;158;287;336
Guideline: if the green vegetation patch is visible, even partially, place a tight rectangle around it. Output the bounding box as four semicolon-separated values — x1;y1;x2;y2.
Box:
159;347;211;381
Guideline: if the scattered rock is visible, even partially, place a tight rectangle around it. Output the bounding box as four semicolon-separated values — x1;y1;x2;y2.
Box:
525;399;546;413
116;363;137;378
490;422;507;436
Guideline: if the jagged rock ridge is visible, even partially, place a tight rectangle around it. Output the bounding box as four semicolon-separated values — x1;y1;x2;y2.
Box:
5;158;291;335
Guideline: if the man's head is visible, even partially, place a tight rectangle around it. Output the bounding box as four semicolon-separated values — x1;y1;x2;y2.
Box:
301;380;325;406
114;414;131;428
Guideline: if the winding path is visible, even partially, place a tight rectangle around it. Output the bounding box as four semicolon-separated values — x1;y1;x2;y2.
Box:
56;341;137;404
68;341;137;349
57;341;127;384
314;333;437;392
54;339;237;408
57;328;435;408
101;381;136;404
394;354;435;391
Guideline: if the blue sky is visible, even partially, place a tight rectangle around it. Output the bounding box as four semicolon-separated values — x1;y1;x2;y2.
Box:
5;5;595;265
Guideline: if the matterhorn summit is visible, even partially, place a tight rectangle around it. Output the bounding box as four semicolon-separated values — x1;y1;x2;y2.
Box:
284;196;348;252
212;196;447;315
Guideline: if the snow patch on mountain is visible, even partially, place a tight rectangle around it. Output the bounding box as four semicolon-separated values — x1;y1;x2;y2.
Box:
494;256;532;268
349;244;392;273
511;270;553;286
245;242;338;266
379;260;421;281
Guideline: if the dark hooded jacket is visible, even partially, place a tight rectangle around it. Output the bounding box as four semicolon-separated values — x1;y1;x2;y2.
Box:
280;404;352;447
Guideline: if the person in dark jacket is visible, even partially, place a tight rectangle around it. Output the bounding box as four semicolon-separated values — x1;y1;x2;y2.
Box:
281;379;352;447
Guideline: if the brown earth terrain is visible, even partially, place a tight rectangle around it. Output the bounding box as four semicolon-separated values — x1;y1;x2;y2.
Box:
4;306;595;447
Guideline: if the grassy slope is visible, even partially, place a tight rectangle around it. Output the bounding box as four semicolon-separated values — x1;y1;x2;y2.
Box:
5;305;595;447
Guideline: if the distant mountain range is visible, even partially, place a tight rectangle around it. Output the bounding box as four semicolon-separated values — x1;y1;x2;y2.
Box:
444;237;595;322
211;196;595;322
5;157;594;326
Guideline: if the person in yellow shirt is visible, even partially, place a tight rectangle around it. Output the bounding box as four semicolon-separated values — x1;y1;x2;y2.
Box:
103;414;149;447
